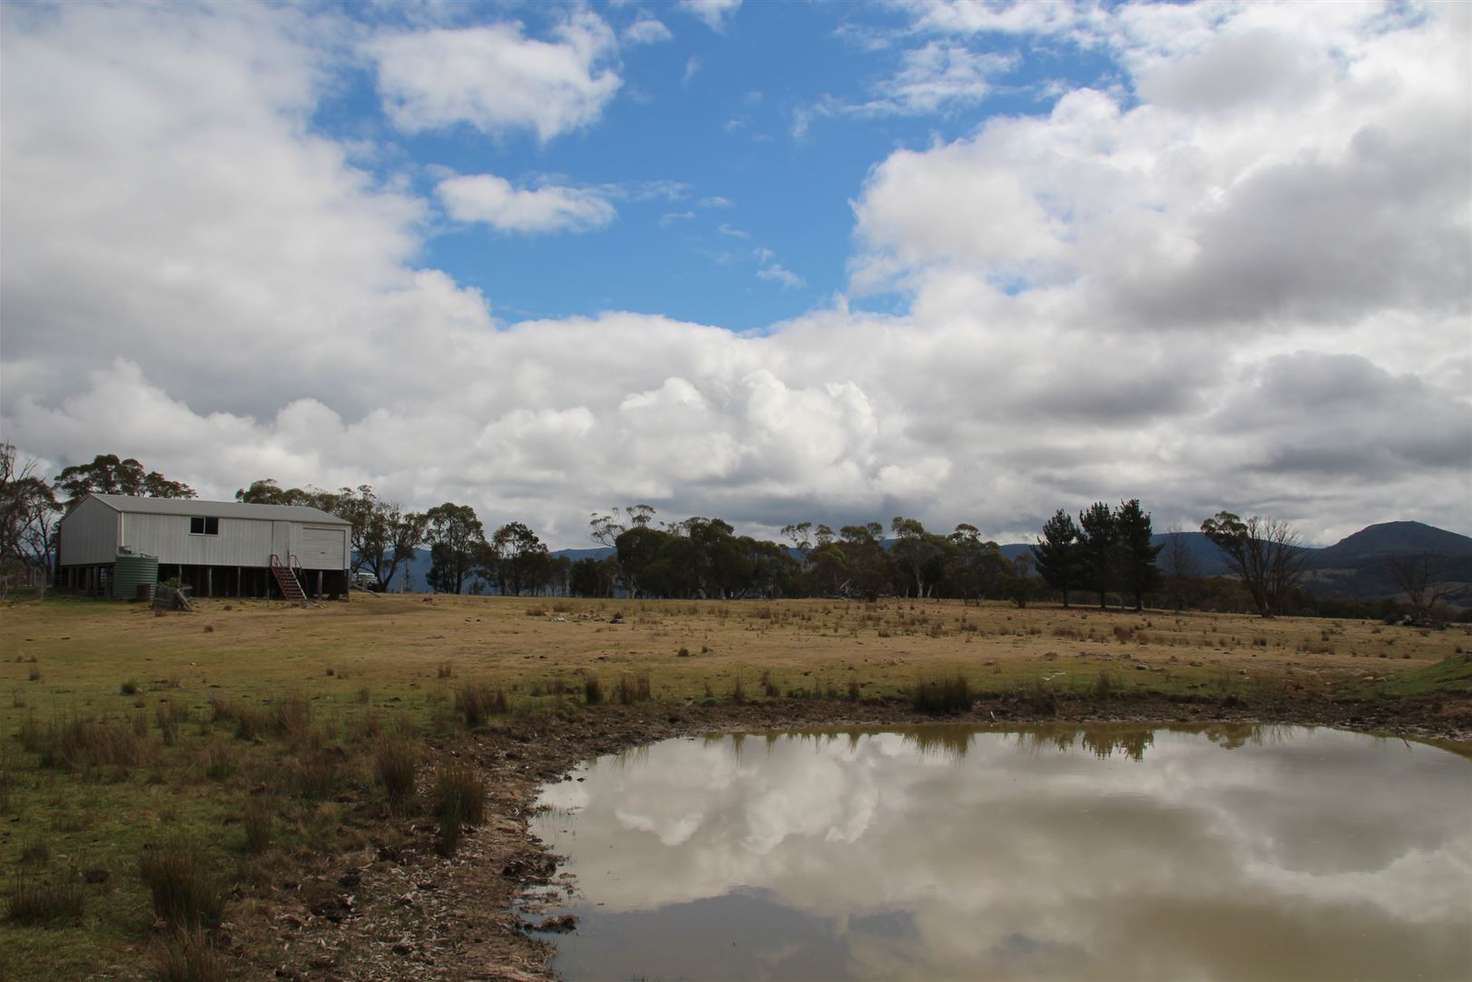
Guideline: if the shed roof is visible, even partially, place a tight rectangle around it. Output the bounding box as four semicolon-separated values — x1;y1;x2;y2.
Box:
89;494;350;525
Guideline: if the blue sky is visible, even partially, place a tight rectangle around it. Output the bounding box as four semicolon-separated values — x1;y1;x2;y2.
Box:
318;1;1117;329
2;1;1468;546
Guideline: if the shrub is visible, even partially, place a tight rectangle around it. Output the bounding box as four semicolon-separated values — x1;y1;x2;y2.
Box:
241;798;272;854
456;683;508;728
374;738;419;809
120;679;139;696
730;675;746;705
847;679;861;702
436;661;452;679
1091;670;1119;700
138;838;226;929
433;764;486;856
5;874;84;926
614;672;652;705
583;676;604;706
154;927;229;982
912;674;972;715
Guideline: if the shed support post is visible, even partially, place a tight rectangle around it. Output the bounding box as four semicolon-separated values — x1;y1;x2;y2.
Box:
207;568;213;598
316;569;323;599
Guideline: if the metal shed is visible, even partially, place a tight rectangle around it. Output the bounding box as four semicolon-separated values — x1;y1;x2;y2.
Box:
57;494;352;601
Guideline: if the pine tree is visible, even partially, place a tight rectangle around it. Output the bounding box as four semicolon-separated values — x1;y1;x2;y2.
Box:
1032;509;1082;607
1116;499;1163;611
1078;501;1119;609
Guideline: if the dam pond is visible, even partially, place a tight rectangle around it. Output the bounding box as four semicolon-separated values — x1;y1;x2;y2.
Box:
531;724;1471;982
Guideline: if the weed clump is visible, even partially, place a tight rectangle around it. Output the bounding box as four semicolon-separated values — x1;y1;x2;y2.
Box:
241;798;272;854
35;714;150;771
5;874;85;926
137;838;226;929
154;927;229;982
156;701;187;746
433;764;486;856
583;676;604;706
456;683;509;728
614;672;651;705
120;679;139;696
912;674;972;715
374;738;419;810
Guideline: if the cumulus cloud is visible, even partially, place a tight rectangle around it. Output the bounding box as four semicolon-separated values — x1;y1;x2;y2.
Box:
367;10;621;141
679;0;743;32
436;174;616;234
622;17;672;45
1;1;1468;549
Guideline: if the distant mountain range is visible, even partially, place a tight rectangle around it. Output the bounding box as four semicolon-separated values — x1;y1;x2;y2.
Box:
374;521;1472;605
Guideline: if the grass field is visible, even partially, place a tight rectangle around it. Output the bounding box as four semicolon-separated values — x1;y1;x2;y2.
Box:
2;592;1470;978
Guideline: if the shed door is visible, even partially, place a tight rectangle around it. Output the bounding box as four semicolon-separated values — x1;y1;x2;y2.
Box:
298;526;346;570
271;522;292;563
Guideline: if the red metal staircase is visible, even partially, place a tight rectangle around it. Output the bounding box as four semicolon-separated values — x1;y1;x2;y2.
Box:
269;554;309;607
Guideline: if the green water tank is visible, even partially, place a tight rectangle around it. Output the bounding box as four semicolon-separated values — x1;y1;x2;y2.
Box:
113;552;159;601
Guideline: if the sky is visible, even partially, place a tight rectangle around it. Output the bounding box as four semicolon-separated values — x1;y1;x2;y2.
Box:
1;0;1469;548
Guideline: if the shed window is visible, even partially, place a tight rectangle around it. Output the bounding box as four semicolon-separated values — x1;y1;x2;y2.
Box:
190;516;219;535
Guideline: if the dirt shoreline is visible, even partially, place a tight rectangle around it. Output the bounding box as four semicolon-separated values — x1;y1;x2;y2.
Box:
252;694;1472;981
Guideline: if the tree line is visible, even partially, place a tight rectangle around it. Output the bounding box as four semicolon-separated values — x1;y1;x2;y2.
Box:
5;445;1439;621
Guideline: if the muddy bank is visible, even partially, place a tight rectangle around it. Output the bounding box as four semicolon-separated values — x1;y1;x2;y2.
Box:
252;694;1472;980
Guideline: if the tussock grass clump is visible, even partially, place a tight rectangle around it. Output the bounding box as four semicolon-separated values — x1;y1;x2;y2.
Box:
374;737;419;809
912;674;972;715
154;927;229;982
138;838;226;929
36;714;150;771
241;798;273;854
120;679;139;696
760;670;779;699
5;874;85;926
1113;625;1136;643
156;701;187;746
730;675;746;705
433;764;486;856
456;683;509;728
436;661;453;679
288;751;344;800
583;676;604;706
20;840;51;865
614;672;651;705
201;744;237;782
1091;669;1119;700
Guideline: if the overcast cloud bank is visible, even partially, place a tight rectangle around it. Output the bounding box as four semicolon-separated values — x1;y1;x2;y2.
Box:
1;1;1468;548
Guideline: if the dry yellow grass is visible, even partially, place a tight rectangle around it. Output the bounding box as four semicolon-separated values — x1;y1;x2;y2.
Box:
3;593;1464;713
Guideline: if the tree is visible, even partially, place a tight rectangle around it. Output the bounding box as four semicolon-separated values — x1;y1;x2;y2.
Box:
569;557;617;597
946;524;1006;604
1200;512;1308;618
489;522;549;596
55;453;195;507
1;444;62;593
424;502;484;594
839;523;892;601
1078;502;1119;609
891;517;943;599
1385;554;1452;620
1002;554;1038;608
1115;499;1163;611
1032;510;1083;607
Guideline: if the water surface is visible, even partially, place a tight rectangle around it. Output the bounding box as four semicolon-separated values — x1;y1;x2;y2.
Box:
532;725;1472;981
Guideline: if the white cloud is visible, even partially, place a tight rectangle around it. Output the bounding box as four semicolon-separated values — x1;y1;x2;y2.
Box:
2;0;1468;550
701;195;734;208
623;17;673;45
679;0;743;32
757;263;805;289
682;55;702;84
813;41;1017;123
368;11;621;142
660;211;696;226
436;174;616;234
718;223;750;239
